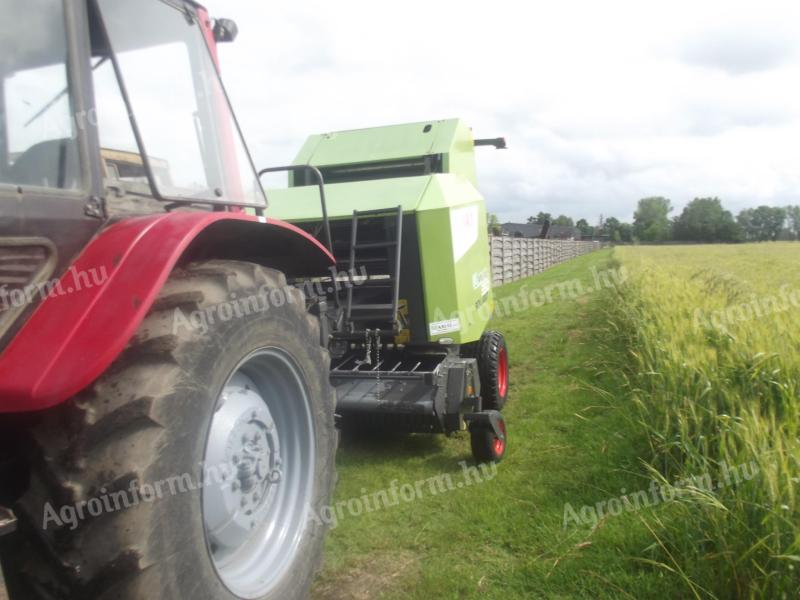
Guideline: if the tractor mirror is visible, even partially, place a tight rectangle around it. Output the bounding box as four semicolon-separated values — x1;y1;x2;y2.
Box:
213;18;239;43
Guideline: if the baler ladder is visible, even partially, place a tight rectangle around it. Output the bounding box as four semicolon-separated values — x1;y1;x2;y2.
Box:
345;206;403;332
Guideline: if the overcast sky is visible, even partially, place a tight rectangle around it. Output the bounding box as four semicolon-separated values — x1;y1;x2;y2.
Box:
204;0;800;224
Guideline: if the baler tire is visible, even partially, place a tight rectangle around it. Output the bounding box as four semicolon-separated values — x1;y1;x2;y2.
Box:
0;260;337;600
466;330;509;411
469;415;507;464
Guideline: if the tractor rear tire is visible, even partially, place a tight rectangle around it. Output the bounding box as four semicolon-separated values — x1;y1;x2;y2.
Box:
0;260;337;600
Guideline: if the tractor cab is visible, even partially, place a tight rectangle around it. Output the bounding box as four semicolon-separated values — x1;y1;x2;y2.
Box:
0;0;263;211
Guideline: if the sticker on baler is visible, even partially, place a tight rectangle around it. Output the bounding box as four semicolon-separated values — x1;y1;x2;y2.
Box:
450;205;479;262
429;318;461;336
472;269;491;296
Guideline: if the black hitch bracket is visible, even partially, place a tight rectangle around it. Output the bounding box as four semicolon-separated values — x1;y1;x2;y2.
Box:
464;410;506;441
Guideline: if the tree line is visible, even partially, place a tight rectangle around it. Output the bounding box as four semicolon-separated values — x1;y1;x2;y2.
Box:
621;198;799;243
489;199;800;243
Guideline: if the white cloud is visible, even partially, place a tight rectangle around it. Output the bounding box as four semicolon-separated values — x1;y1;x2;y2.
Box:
204;0;800;223
678;21;797;75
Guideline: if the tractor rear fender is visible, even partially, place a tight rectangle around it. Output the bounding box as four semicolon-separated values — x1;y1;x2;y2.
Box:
0;212;334;413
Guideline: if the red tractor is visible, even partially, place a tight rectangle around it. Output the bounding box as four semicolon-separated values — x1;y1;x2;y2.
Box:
0;1;338;598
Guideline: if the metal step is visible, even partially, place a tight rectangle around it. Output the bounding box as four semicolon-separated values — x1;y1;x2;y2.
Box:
336;257;390;266
353;240;398;250
350;303;394;311
355;279;394;288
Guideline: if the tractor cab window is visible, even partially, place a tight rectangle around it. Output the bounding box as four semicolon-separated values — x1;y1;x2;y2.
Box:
94;0;265;207
0;0;80;190
91;57;166;187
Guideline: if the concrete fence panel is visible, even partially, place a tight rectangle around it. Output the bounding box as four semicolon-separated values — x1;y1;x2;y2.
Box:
489;236;604;286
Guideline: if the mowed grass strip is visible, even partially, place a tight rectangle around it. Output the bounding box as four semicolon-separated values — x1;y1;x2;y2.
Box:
313;249;683;600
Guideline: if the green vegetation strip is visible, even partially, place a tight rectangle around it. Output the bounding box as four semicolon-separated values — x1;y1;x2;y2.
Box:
610;243;800;599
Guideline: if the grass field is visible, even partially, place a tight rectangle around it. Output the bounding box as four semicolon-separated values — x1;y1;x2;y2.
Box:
312;243;800;599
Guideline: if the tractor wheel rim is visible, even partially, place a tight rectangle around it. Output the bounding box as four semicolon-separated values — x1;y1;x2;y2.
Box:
497;346;509;398
203;348;315;599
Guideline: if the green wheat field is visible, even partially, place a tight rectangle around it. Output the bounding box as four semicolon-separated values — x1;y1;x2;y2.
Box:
609;243;800;598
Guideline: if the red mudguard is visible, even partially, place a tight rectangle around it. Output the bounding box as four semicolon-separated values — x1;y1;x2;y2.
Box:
0;212;334;413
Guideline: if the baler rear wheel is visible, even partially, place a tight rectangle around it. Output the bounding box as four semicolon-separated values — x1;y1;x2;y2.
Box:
464;330;509;411
0;260;337;600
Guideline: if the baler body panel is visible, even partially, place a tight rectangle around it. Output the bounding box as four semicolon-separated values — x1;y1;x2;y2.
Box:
415;176;493;345
289;119;477;187
267;119;494;345
267;176;434;221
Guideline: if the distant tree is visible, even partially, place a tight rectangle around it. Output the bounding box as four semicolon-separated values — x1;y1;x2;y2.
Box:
601;216;621;240
672;197;741;242
760;206;787;240
576;218;593;237
737;206;786;241
487;213;502;236
605;218;636;243
633;197;672;241
553;215;574;227
737;209;754;240
528;212;552;225
786;205;800;240
618;223;634;242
